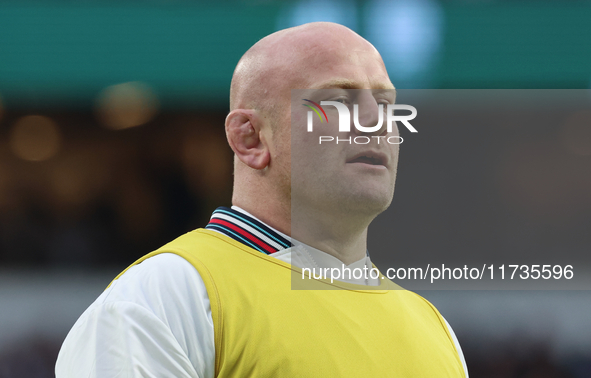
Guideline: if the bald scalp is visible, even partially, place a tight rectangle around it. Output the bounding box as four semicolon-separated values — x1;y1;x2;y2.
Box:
229;22;379;122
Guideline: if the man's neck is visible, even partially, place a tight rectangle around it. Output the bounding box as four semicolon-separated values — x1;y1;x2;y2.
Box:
291;208;371;265
233;201;371;265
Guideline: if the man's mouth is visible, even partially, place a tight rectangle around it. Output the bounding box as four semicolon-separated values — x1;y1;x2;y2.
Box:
346;152;387;167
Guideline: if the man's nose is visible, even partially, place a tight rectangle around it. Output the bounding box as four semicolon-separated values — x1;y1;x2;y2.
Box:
352;94;387;136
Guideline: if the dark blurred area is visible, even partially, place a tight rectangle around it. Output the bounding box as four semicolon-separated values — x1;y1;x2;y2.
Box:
1;1;590;377
0;109;232;268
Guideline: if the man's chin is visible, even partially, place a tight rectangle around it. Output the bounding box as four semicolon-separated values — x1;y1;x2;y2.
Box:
291;184;394;218
331;192;394;217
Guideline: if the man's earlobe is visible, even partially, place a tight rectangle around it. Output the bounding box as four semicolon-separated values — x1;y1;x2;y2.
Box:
225;110;270;170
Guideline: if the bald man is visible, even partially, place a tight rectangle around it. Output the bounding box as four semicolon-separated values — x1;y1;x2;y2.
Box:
56;23;468;377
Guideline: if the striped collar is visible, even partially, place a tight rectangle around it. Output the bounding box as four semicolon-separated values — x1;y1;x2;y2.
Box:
205;206;292;254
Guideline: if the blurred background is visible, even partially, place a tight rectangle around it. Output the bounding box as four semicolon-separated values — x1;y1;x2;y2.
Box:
1;0;590;377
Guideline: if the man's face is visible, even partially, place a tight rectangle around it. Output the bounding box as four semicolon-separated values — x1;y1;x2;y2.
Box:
274;43;399;220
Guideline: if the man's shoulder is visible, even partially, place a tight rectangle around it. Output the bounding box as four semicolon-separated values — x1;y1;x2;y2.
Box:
396;289;447;315
99;228;255;310
56;252;215;378
101;253;205;308
102;229;231;294
153;228;275;271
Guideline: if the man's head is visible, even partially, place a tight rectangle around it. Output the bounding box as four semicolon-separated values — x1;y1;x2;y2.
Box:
225;22;398;235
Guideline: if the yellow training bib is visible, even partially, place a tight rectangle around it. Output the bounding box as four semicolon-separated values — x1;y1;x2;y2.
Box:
112;229;465;377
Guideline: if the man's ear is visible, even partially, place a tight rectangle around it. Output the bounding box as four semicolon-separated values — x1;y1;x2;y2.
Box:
225;109;270;170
